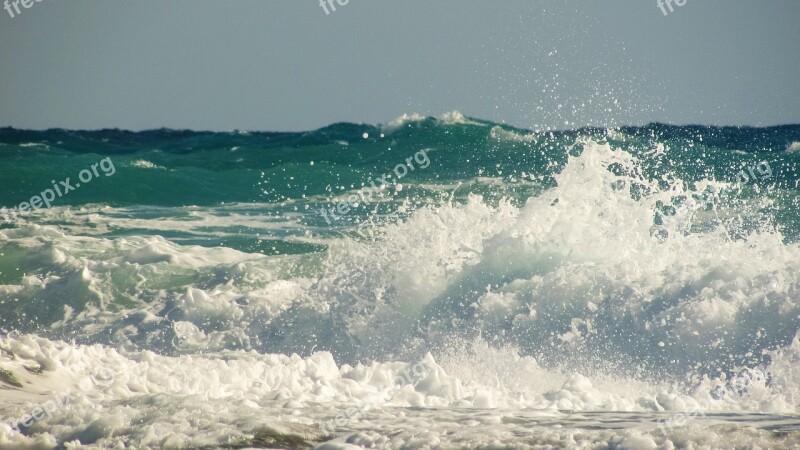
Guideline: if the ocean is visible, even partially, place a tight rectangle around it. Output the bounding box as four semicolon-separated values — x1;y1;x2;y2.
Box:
1;112;800;448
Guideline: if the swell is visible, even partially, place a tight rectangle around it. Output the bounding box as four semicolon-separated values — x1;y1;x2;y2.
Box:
2;120;799;209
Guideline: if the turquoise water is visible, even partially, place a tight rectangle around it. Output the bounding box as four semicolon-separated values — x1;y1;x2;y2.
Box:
2;119;799;243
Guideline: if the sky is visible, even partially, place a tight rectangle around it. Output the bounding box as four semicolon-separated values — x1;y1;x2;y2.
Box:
0;0;798;132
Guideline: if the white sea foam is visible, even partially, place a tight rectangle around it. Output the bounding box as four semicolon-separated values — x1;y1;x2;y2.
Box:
489;125;538;142
383;113;426;133
2;334;799;448
439;110;484;126
130;160;165;170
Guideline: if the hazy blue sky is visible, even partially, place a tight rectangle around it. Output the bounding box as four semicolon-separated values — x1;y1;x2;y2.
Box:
0;0;797;131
